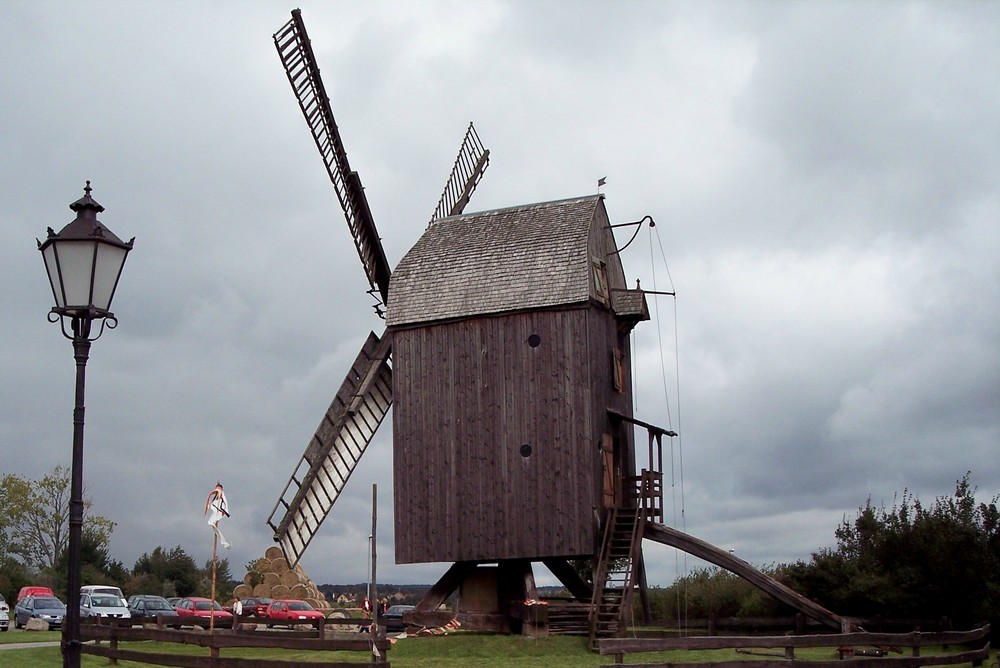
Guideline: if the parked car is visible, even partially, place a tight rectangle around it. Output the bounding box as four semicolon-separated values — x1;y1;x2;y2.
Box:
0;592;8;613
129;595;180;619
80;592;131;620
264;599;324;625
382;604;414;632
16;586;54;604
0;598;8;632
231;596;273;617
80;584;126;606
14;595;66;629
128;595;180;628
174;597;233;620
166;596;183;608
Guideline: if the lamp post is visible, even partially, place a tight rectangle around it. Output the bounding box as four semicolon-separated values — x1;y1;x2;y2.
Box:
38;182;133;668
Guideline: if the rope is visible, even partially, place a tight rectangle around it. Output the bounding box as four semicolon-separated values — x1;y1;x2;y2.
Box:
645;221;690;635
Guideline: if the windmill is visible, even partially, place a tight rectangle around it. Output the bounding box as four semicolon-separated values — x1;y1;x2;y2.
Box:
266;9;843;641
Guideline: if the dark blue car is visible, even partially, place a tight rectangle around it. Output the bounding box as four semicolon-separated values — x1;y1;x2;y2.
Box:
14;595;66;629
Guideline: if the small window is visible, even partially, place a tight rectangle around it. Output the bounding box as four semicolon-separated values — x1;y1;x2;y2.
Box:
592;259;609;305
613;347;624;392
527;334;541;348
519;443;533;458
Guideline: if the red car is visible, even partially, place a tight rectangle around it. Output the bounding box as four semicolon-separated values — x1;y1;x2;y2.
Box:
265;599;324;624
174;597;233;620
231;597;273;617
16;586;55;604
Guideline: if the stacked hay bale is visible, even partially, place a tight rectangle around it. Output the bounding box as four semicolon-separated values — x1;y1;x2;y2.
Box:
232;546;330;612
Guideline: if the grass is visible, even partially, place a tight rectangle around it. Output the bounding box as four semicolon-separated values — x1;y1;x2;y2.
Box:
0;629;61;644
0;631;994;668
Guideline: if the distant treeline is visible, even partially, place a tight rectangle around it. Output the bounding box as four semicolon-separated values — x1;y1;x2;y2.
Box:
644;474;1000;632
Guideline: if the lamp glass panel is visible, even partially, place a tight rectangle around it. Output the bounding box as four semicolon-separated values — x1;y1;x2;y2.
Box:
91;242;128;311
41;243;66;308
52;240;98;310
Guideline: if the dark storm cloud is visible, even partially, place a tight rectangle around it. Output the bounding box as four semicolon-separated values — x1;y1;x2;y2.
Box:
1;0;996;589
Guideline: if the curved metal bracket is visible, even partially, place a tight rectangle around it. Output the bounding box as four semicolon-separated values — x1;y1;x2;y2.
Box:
49;311;117;343
609;215;655;255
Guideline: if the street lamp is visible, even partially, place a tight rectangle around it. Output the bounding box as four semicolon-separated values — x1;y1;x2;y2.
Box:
38;182;133;668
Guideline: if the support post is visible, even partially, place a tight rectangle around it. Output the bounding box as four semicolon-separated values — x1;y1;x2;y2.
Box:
63;323;91;668
370;484;379;663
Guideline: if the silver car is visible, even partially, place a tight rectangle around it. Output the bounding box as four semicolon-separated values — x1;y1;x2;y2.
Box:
14;595;65;629
80;593;131;619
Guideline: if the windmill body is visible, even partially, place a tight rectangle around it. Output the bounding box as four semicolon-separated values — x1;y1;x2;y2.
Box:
388;195;648;565
268;9;843;640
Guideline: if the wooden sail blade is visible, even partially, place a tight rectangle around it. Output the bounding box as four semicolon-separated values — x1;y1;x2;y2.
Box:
266;331;393;566
274;10;391;306
428;122;490;225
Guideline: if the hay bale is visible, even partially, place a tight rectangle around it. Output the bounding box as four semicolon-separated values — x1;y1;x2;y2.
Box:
305;597;323;610
279;571;299;587
233;583;252;599
271;585;291;599
272;557;289;573
264;546;283;560
290;583;309;599
252;583;271;598
263;572;281;588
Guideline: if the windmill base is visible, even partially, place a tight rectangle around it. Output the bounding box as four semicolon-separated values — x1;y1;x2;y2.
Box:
411;559;550;636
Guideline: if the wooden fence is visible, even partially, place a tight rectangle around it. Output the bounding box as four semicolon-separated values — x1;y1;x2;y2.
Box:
80;615;391;667
598;624;990;668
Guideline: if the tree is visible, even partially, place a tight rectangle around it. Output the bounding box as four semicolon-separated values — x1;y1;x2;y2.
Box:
130;545;201;598
783;473;1000;627
52;530;129;597
202;558;235;602
0;466;116;577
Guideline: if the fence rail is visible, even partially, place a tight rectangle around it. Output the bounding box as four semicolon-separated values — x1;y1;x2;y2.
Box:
80;616;390;667
598;624;990;668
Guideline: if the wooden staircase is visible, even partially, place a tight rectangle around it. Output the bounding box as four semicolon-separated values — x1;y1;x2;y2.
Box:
588;504;645;648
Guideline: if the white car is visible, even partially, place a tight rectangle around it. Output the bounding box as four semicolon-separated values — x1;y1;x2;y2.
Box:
0;607;8;632
80;584;127;607
80;593;131;620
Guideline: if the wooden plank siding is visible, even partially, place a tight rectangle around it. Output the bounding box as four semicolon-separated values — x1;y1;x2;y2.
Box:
392;305;631;564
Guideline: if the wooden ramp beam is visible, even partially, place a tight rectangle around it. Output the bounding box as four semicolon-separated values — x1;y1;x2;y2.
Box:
643;522;842;631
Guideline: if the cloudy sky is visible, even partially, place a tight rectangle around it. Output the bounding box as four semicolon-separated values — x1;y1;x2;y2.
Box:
2;0;997;592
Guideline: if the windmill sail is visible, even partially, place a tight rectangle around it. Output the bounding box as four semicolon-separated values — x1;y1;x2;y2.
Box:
267;331;392;566
274;10;391;307
429;122;490;225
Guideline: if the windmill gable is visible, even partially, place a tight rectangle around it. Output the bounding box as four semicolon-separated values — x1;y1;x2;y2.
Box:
387;195;610;327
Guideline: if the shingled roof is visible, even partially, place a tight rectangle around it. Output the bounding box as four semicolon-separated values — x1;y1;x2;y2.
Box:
386;195;605;327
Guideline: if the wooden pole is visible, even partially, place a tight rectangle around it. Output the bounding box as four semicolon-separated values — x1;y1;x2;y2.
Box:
370;483;378;662
209;531;218;634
